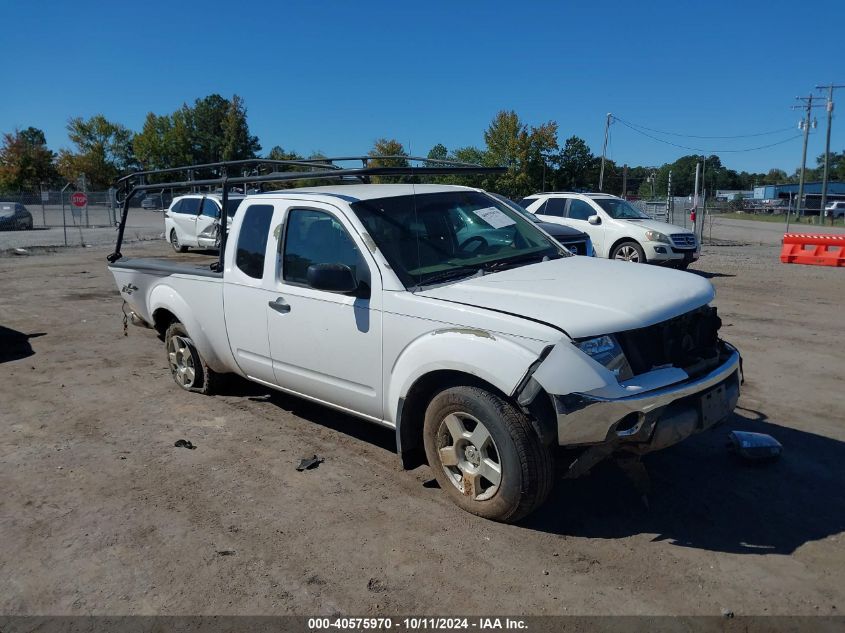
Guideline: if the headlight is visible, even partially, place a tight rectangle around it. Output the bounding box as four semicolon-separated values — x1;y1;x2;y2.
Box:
574;335;634;381
644;230;670;243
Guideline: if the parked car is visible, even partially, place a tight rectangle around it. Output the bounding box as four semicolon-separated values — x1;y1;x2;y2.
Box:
825;200;845;219
518;193;699;269
111;183;740;522
0;202;34;230
489;193;594;256
164;193;245;251
141;193;169;210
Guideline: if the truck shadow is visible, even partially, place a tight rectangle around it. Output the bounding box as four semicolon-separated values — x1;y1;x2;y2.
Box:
0;326;46;363
227;376;843;555
525;408;845;555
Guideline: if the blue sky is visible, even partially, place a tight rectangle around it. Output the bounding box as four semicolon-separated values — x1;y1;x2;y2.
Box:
2;0;843;174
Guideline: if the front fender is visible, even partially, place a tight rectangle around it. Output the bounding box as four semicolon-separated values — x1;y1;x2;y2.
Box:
387;328;543;425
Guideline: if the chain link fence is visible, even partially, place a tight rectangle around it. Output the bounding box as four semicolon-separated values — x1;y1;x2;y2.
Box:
0;190;165;250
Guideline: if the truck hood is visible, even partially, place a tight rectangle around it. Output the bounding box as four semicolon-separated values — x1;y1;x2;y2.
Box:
416;257;714;339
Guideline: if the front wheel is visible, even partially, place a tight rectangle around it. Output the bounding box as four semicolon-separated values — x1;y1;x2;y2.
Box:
423;386;554;522
611;240;646;263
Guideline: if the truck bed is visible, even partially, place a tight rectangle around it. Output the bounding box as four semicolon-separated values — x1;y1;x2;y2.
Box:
109;257;222;279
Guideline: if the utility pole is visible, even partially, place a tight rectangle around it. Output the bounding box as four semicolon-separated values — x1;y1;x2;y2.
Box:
666;170;672;224
692;160;701;232
699;156;708;244
792;95;822;224
599;113;612;192
621;164;628;199
816;83;845;225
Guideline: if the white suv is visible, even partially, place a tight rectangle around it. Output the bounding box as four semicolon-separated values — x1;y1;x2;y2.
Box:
518;193;699;269
164;193;245;252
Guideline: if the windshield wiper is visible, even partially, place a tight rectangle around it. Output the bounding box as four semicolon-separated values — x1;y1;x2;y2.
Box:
482;252;558;273
413;266;481;289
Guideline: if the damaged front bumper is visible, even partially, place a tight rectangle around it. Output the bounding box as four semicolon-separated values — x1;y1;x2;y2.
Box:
552;343;741;451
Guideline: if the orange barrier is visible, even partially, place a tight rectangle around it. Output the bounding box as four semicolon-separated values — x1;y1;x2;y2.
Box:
780;233;845;267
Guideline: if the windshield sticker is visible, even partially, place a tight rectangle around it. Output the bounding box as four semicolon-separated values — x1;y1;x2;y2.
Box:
472;206;516;229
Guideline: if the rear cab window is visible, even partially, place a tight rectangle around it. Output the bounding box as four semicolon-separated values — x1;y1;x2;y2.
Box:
235;204;274;279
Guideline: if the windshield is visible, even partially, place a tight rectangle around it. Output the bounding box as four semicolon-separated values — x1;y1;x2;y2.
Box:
593;198;650;220
351;191;564;289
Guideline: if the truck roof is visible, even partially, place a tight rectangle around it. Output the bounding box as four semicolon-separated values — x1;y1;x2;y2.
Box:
249;183;478;203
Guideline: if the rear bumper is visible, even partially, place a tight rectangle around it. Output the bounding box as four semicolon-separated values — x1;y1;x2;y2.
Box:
552;343;741;450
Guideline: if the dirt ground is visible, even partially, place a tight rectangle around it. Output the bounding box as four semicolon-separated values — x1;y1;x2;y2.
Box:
1;238;843;616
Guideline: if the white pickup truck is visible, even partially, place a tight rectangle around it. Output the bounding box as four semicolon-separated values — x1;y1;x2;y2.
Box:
110;181;741;522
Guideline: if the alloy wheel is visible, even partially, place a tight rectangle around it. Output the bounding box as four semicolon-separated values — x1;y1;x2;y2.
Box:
167;335;196;389
615;245;641;262
436;411;502;501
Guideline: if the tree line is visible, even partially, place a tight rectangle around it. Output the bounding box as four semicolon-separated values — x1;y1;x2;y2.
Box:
1;95;843;197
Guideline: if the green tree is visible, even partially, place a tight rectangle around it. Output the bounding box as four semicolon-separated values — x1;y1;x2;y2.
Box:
482;110;558;197
815;150;845;182
0;127;58;191
133;94;260;177
368;139;409;182
762;168;788;184
551;136;598;191
221;95;261;161
426;143;449;163
56;115;135;189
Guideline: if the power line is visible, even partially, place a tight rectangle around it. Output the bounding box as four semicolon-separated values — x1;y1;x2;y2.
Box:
613;117;803;153
611;116;795;139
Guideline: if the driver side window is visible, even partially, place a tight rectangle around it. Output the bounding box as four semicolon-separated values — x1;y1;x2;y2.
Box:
567;199;595;221
282;209;368;286
200;198;220;218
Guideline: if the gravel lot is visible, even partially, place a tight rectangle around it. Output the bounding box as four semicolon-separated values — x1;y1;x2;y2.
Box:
1;235;843;616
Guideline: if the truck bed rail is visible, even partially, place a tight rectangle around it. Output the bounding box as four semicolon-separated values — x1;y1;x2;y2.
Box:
108;156;506;270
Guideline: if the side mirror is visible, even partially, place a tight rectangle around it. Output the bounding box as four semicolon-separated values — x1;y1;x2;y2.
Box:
307;263;359;294
588;214;601;225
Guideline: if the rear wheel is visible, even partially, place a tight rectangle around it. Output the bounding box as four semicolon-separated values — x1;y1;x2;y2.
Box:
170;229;188;253
164;322;220;394
423;386;554;523
611;241;646;263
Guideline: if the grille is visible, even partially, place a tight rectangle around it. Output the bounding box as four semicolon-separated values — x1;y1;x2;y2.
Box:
616;306;722;377
670;233;696;248
560;239;587;255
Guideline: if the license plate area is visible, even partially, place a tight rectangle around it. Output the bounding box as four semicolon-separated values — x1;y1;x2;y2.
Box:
700;383;730;427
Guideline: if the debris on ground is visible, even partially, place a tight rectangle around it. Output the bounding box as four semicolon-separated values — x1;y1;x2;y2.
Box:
13;248;29;256
296;455;323;471
215;550;236;556
367;578;387;593
174;439;196;450
727;431;782;462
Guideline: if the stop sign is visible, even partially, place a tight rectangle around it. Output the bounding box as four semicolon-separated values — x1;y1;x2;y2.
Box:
71;192;88;208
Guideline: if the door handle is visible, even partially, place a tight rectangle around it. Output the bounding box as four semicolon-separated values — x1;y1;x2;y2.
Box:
268;297;291;314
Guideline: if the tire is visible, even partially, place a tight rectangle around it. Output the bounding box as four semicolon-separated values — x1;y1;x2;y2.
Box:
170;229;188;253
164;322;221;394
611;240;646;263
675;260;690;270
423;386;554;523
